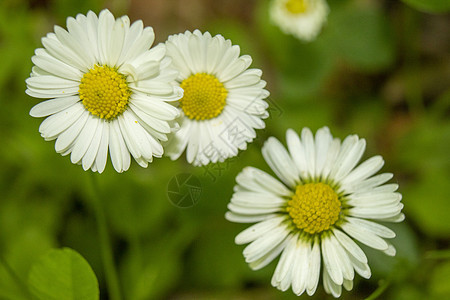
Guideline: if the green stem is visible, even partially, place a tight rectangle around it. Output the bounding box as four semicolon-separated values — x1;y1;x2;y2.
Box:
0;254;32;299
87;173;122;300
365;279;390;300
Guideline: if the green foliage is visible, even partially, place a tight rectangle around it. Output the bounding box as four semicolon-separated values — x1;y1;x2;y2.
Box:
28;248;99;300
401;0;450;13
0;0;448;299
395;115;450;237
325;3;396;71
429;261;450;298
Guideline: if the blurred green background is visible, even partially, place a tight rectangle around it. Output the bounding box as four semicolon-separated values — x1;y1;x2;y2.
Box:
0;0;449;299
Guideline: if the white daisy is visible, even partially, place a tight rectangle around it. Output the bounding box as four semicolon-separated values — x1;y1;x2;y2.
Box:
26;9;183;173
270;0;329;41
164;30;269;166
226;127;404;297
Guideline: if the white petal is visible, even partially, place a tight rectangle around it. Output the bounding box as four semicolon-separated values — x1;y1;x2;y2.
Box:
236;167;292;197
286;129;308;179
341;155;384;189
231;192;285;208
291;239;310;296
248;235;289;271
377;213;405;223
321;138;341;180
95;123;109;173
42;32;87;71
332;228;368;263
262;137;299;188
347;192;402;208
225;68;262;89
349;203;404;219
227;203;281;216
243;225;289;263
329;233;354;281
306;238;321;295
235;215;285;245
383;242;396;256
343;279;353;291
321;236;344;285
225;212;276;223
219;54;252;82
26;75;79;89
130;95;179;120
323;267;342;298
70;116;99;164
32;54;82;81
109;121;130;173
334;138;366;182
349;173;393;193
348;253;371;279
39;103;85;140
340;222;389;251
82;121;104;171
30;96;80;117
347;217;396;238
301;127;316;179
107;16;127;66
55;110;90;153
272;235;297;284
314;126;332;176
97;9;115;65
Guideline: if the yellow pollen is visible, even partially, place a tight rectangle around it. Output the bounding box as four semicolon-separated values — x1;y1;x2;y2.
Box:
285;0;308;15
179;73;227;120
79;65;131;120
287;183;341;234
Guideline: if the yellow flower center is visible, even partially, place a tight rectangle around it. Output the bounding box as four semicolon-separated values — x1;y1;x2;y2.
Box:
287;183;341;234
79;65;131;120
179;73;227;120
285;0;308;15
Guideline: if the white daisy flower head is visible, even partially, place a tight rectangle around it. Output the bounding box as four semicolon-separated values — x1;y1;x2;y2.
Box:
226;127;404;297
270;0;329;41
164;30;270;166
26;9;183;173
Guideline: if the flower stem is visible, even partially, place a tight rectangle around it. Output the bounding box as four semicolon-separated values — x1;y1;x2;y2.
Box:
365;279;390;300
87;173;122;300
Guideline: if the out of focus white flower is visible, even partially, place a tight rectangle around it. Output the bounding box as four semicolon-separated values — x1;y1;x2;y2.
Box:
270;0;329;41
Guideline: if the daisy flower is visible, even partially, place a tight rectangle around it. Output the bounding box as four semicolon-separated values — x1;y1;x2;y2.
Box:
26;9;183;173
226;127;404;297
164;30;269;166
270;0;329;41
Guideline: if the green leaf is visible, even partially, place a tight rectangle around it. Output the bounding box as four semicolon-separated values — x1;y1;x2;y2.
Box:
429;260;450;298
0;259;31;300
28;248;99;300
121;225;195;300
326;3;395;71
395;117;450;237
403;169;450;237
401;0;450;13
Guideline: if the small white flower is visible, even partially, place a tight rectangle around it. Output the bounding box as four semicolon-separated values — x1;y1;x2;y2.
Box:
270;0;329;41
226;127;404;297
164;30;269;166
26;9;183;173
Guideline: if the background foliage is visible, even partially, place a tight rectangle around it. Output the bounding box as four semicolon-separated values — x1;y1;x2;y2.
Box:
0;0;449;299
